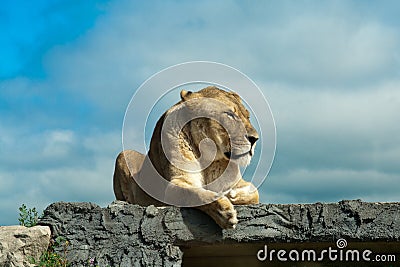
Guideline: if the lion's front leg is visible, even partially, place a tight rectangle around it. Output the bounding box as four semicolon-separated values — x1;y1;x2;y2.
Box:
166;178;238;229
197;196;238;229
227;179;259;205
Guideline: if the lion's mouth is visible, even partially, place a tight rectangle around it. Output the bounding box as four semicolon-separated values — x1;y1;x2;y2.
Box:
224;150;252;160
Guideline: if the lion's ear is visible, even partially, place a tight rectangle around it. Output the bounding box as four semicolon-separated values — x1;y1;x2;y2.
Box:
230;92;241;100
180;90;192;101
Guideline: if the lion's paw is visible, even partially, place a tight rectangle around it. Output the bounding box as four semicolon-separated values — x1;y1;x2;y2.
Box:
217;206;238;229
227;184;259;205
213;197;238;229
228;186;250;202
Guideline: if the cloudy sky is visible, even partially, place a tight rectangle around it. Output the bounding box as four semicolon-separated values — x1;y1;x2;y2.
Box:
1;0;399;225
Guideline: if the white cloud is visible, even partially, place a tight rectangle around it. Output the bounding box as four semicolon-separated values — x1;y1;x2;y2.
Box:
39;1;400;119
268;81;400;136
42;130;75;157
265;81;400;172
255;17;399;86
0;128;121;225
262;168;400;204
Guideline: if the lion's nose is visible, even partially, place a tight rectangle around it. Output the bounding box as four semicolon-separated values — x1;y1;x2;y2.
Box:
246;135;259;146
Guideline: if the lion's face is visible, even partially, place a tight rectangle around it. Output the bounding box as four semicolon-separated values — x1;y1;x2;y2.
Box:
181;87;259;167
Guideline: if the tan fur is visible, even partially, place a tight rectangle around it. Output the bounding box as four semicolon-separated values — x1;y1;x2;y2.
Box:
113;86;259;229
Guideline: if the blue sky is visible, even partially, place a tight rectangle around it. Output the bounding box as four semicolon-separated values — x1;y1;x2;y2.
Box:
1;0;400;225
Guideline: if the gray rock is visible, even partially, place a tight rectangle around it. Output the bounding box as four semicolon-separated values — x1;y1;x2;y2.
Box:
39;200;400;267
0;225;51;267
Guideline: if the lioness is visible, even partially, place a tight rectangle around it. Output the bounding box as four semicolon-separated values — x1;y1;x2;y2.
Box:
114;86;259;229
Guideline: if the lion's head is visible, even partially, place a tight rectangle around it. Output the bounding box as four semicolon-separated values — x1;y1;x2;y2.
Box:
175;86;259;167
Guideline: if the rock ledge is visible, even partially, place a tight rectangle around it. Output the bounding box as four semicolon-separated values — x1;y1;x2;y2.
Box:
39;200;400;267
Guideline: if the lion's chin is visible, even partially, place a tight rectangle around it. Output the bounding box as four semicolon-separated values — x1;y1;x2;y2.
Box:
224;151;252;166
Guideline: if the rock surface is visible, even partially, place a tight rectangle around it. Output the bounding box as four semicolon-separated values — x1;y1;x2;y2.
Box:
39;200;400;267
0;225;51;267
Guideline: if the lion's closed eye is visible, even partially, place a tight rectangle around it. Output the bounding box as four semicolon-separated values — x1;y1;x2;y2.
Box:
225;111;237;120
